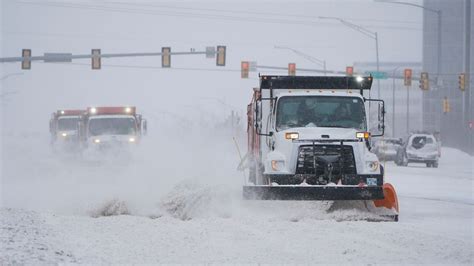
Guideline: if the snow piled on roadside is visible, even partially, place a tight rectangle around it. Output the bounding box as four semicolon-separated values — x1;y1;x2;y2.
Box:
1;204;472;265
0;208;78;264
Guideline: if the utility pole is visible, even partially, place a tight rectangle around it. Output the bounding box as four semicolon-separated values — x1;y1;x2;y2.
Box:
406;83;410;134
465;0;472;154
374;1;442;81
274;46;327;75
391;66;403;137
319;16;380;98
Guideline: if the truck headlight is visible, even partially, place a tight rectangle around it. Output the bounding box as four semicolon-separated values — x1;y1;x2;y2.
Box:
366;161;379;172
285;132;299;140
271;160;285;171
356;132;370;139
61;132;68;137
94;139;101;144
129;137;136;142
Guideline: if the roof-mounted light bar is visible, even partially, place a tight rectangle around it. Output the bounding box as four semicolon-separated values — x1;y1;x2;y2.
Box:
56;109;84;116
87;106;136;115
259;75;373;91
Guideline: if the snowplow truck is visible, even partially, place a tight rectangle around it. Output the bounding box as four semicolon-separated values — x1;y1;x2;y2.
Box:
78;106;147;151
244;75;399;218
49;109;83;150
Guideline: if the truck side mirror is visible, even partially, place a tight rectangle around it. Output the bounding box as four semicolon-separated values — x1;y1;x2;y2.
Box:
366;98;385;137
142;119;148;136
377;101;385;132
49;119;54;134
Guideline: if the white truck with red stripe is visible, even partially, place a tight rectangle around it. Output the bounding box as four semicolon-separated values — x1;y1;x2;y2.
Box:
78;106;147;153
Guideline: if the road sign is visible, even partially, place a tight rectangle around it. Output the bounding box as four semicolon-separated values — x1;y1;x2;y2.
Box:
249;61;257;72
205;46;215;58
44;53;72;63
365;71;388;79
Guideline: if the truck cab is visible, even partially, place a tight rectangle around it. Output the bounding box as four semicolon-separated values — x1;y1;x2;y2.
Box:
49;109;83;151
78;106;147;152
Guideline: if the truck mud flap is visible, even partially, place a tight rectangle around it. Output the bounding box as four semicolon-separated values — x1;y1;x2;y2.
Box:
243;185;384;201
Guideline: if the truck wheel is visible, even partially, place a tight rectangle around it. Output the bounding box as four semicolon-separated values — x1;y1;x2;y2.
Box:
426;162;431;168
433;161;439;168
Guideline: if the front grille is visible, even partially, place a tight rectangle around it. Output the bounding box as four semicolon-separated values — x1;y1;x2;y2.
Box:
296;144;356;184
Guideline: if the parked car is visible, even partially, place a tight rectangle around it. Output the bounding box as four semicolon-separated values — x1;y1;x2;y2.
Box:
372;138;403;161
395;133;439;168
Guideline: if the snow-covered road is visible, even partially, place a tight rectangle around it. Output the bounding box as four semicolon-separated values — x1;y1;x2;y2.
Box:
1;133;473;264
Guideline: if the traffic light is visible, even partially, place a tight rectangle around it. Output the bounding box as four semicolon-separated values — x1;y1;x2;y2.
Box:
419;72;429;90
216;46;226;66
162;47;171;68
288;63;296;76
442;97;451;113
91;49;101;70
459;73;466;91
404;68;412;86
346;66;354;76
241;61;249;79
21;49;31;70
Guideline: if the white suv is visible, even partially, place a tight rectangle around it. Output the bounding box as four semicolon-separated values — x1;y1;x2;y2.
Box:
395;133;439;168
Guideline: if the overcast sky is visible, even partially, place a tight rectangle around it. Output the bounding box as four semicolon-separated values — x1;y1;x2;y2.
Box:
1;0;423;132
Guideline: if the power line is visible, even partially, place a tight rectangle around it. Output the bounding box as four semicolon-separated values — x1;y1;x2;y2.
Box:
16;1;422;31
105;1;422;25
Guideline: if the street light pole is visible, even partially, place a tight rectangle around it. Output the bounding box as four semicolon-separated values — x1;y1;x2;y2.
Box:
274;46;327;75
407;83;410;134
391;66;402;137
319;16;380;97
374;0;442;79
375;32;380;98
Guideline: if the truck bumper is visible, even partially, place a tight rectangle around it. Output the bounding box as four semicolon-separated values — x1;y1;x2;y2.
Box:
243;185;384;200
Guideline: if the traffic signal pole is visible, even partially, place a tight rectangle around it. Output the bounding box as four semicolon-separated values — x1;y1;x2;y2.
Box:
0;46;227;69
406;84;410;134
0;50;210;63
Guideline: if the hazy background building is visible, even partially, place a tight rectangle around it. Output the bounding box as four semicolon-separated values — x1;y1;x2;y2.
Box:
422;0;473;154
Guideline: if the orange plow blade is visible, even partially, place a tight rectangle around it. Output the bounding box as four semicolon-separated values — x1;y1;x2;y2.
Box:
373;183;399;213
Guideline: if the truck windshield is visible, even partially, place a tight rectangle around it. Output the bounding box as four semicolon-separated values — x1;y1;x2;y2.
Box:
57;117;79;131
276;96;366;131
88;117;136;136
